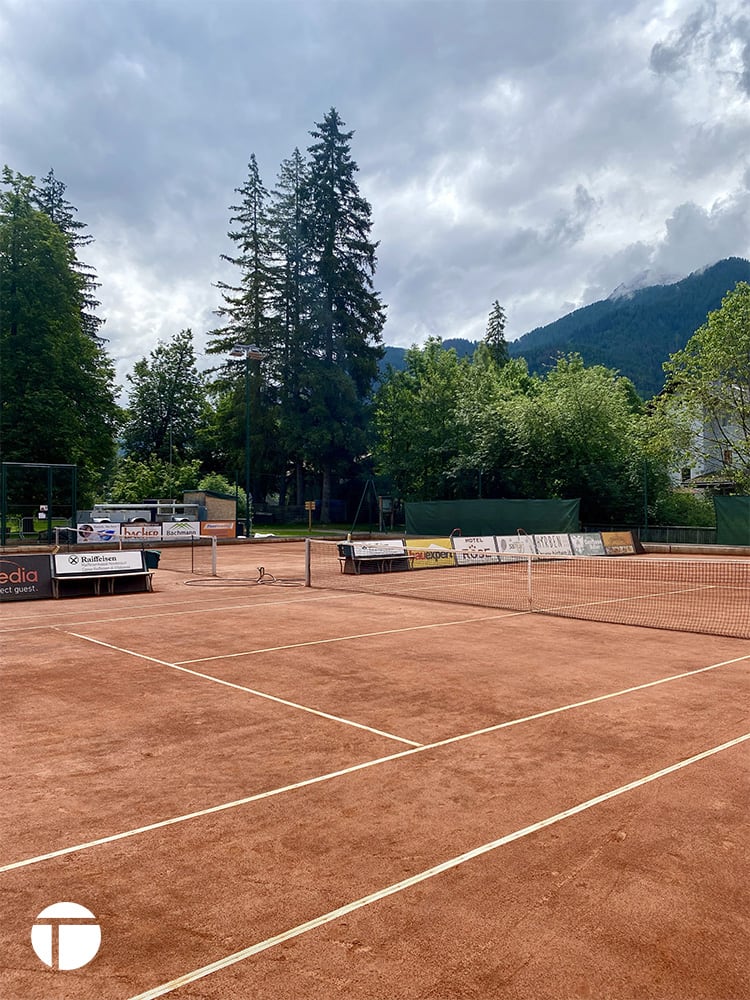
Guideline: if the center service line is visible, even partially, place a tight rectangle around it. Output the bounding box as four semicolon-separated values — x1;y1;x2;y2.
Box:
127;731;750;1000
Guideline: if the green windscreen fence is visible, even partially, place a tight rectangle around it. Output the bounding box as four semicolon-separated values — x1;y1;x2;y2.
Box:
405;498;580;537
715;496;750;546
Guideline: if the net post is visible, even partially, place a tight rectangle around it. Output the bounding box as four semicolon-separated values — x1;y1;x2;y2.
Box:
527;554;533;609
305;538;311;587
211;535;218;577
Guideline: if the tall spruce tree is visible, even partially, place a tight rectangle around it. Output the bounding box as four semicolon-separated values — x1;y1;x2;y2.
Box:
269;148;310;503
302;108;385;517
0;167;118;502
482;299;509;367
33;168;105;341
207;154;280;503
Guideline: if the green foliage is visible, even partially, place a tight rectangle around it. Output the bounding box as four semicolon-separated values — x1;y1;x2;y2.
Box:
121;329;208;463
108;456;202;502
661;281;750;491
653;489;716;527
0;166;119;504
374;337;470;500
374;345;673;523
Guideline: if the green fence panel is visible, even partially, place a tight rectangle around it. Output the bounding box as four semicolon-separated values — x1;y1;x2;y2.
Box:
714;496;750;545
405;499;580;537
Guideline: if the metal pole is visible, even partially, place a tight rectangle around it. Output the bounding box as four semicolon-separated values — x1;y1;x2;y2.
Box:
245;356;251;538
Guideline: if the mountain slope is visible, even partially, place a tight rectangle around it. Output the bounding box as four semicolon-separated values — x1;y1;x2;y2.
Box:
507;257;750;398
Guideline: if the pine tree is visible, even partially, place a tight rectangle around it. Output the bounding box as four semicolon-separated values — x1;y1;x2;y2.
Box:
268;148;310;503
33;168;105;341
302;108;386;516
0;167;118;502
207;154;281;503
482;299;509;367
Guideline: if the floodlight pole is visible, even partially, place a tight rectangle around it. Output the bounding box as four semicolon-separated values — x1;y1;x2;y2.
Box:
230;344;266;537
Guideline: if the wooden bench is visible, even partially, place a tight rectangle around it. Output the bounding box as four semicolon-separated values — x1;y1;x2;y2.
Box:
336;544;409;575
51;570;153;599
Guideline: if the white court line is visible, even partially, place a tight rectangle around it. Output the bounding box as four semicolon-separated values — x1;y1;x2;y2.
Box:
59;630;422;748
0;589;260;624
3;651;747;874
175;610;530;664
127;731;750;1000
0;591;368;634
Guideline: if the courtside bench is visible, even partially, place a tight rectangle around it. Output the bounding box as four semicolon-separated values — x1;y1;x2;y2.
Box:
51;550;154;598
337;541;410;575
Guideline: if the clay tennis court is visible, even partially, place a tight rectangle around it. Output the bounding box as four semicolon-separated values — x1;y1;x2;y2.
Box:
1;540;749;999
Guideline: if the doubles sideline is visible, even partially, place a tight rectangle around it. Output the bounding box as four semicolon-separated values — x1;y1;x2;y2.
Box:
2;651;747;875
127;730;750;1000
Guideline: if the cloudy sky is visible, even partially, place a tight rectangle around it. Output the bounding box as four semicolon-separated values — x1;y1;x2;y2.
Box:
2;0;749;388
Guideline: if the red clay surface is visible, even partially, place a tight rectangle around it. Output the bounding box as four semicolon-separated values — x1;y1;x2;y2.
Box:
1;540;749;1000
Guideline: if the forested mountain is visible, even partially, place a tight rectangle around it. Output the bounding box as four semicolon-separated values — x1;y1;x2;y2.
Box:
380;258;750;400
507;257;750;399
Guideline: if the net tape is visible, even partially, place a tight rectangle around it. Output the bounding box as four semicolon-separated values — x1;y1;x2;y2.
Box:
306;540;750;639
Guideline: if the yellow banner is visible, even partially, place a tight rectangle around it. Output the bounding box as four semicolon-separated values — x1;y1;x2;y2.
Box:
407;538;456;570
601;530;637;555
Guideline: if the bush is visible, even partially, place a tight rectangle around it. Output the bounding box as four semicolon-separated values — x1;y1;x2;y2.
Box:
653;489;715;527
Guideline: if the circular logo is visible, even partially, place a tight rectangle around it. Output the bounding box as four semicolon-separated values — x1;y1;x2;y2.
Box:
31;902;101;970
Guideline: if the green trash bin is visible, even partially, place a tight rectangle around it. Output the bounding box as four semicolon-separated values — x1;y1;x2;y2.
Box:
144;549;161;570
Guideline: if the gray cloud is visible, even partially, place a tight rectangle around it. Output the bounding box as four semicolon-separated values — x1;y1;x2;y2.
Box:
0;0;748;380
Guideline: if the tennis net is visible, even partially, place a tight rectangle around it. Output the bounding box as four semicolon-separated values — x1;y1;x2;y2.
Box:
305;539;750;638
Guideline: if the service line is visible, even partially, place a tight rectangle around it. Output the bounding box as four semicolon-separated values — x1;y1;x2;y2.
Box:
175;610;530;664
127;730;750;1000
3;651;747;874
57;629;422;748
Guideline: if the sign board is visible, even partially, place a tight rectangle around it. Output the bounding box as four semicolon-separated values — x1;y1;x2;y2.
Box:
54;551;145;576
601;531;637;556
0;554;53;601
77;523;121;543
495;534;537;559
162;520;201;540
533;533;574;557
569;532;606;556
120;523;162;541
304;501;316;511
200;521;236;538
451;535;499;565
348;539;406;558
407;538;456;570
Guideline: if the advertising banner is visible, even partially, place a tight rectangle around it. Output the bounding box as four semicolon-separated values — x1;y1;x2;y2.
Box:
451;535;499;565
120;523;162;542
77;523;121;544
569;532;606;556
533;533;574;557
495;534;537;559
601;531;637;556
0;554;53;601
200;521;236;538
54;551;145;576
162;521;201;540
349;539;406;558
407;538;456;570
